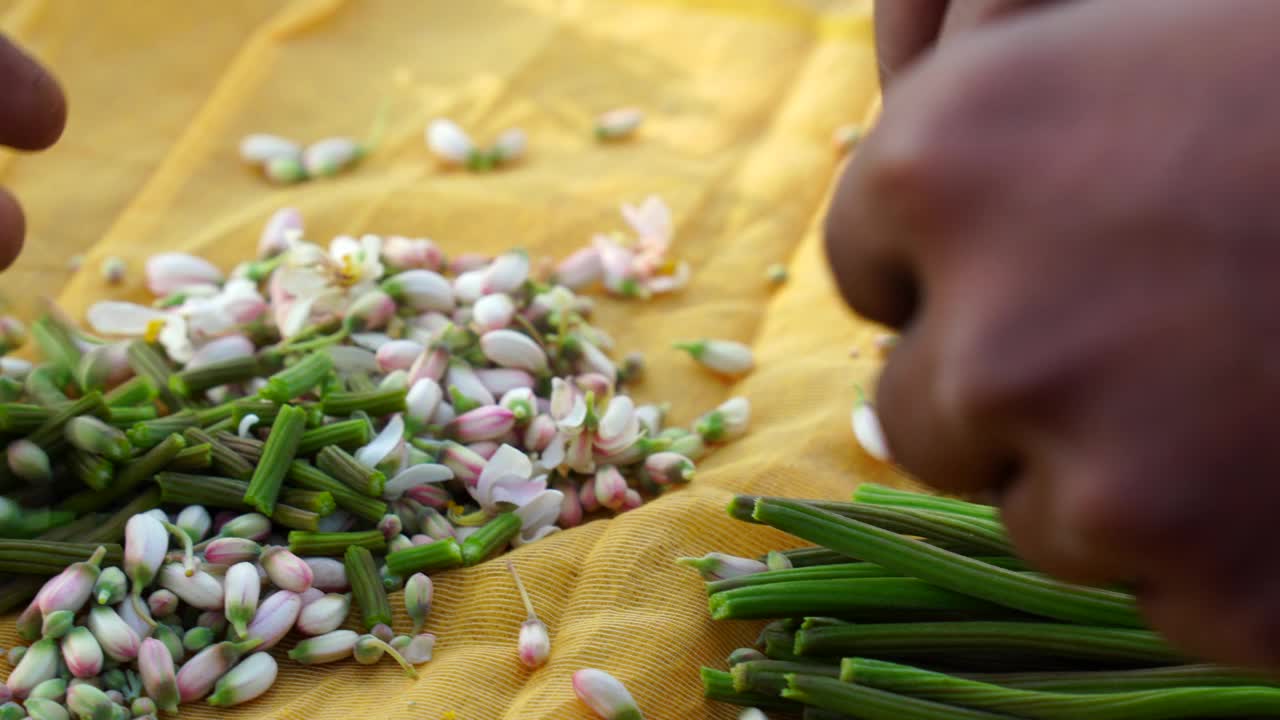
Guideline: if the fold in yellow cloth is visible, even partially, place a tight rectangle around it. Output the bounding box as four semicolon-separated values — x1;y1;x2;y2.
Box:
0;1;892;717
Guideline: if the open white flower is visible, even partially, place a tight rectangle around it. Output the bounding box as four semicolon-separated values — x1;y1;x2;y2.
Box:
469;444;554;516
272;234;385;338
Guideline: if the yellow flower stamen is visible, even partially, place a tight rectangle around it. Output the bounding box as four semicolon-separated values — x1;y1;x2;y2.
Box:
144;318;166;343
337;254;361;287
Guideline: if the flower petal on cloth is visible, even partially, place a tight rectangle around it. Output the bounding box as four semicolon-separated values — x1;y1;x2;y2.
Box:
86;302;167;335
356;414;405;467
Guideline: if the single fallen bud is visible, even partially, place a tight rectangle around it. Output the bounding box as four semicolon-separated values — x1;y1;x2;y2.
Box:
445;404;517;443
145;252;224;296
506;559;550;668
157;564;224;611
472;293;515;332
145;589;178;618
643;452;694;485
202;537;262;565
264;154;307;184
382;269;454;313
595;108;644;141
694;397;750;443
224;562;260;638
766;263;788;285
353;634;419;678
288;629;359;664
137;638;180;713
425;118;476;166
41;610;74;640
391;633;435;664
573;668;644;720
851;387;891;462
93;567;127;607
100;257;126;284
676;552;768;581
8;438;51;483
39;546;107;616
302;137;362;178
8;638;59;698
124;513;168;623
404;573;433;635
217;512;272;541
673;339;754;377
86;606;140;662
66;682;116;720
303;557;349;592
245;590;301;650
260;546;314;593
832;122;862;154
207;651;277;707
492;128;526;164
176;505;212;543
295;593;350;636
61;627;104;679
176;638;262;703
65;416;131;461
239;133;302;165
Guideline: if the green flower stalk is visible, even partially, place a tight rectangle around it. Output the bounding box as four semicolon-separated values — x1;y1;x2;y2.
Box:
461;512;521;566
385;537;464;576
295;418;372;455
851;483;999;522
243;403;306;515
731;660;840;696
103;376;157;407
126;340;183;410
170;355;260;398
287;461;388;523
345;544;392;631
183;426;254;480
258;352;333;402
126;410;199;449
208;652;278;706
0;403;53;434
782;673;1009;720
61;433;185;515
71;449;114;491
287;529;386;556
707;577;1012;621
321;388;407;417
316;445;386;497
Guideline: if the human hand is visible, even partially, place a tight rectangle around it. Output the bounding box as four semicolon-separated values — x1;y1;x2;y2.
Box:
0;35;65;269
827;0;1280;669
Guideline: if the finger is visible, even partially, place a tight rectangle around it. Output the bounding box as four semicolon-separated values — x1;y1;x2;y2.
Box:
0;35;66;150
0;188;26;270
940;0;1061;36
875;0;948;87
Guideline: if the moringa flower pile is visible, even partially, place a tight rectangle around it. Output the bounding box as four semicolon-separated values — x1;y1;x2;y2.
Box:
0;195;751;716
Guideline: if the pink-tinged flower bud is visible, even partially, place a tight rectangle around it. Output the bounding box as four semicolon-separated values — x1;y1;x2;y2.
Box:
554;247;604;289
634;405;664;438
158;564;223;611
408;347;449;383
575;373;615;401
673;338;754;377
619;489;643;512
391;633;436;665
65;416;131;461
207;651;277;707
382;270;454;313
258;207;302;259
223;562;260;638
550;378;585;426
288;629;359;665
86;606;140;662
383;236;443;271
352;634;419;678
552;480;583;528
61;627;104;680
137;638;180;713
295;593;350;636
375;340;424;374
146;589;178;619
426;118;476;165
218;513;271;541
146;253;224;296
441;441;487;483
203;537;262;565
446;362;496;405
403;573;433;635
7;638;58;698
176;505;211;543
578;475;599;514
445;404;515;443
344;289;396;333
259;547;313;594
480;330;548;374
483;251;530;294
402;379;442;429
525;414;558;453
518;618;551;668
595;107;644;141
38;546;107;617
66;681;116;720
453;269;486;303
475;368;535;398
301;136;359;177
299;587;325;606
573;668;644;720
124;514;168;594
8;439;51;483
594;466;628;511
677;552;768;581
245;590;301;650
567;432;596;475
852;391;890;462
472;293;515;332
198;611;229;635
695;396;750;443
492;127;526;163
448;252;487;274
411;533;432;545
418;507;455;540
240;133;300;165
186;335;255;372
177;638;262;703
115;594;152;639
42;609;74;639
76;342;132;392
499;387;536;423
371;622;395;644
406;482;452;509
644;452;695;485
577;339;616;380
302;557;349;592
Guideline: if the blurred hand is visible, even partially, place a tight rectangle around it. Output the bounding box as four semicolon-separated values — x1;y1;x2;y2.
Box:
827;0;1280;669
0;35;65;269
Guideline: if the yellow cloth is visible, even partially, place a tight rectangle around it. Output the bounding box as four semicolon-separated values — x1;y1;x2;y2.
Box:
0;1;893;717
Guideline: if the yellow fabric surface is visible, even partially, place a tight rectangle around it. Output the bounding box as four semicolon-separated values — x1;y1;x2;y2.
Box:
0;1;893;717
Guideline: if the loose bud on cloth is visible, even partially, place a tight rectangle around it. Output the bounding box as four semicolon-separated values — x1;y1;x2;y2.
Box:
207;652;277;707
239;133;301;165
594;466;628;511
61;627;104;679
176;505;211;543
137;638;179;713
217;512;272;541
353;634;419;678
224;562;261;638
101;256;126;284
851;388;890;462
38;546;107;617
41;610;74;639
145;253;224;296
676;552;768;581
93;567;127;606
404;573;433;635
202;537;262;565
265;154;307;184
674;339;754;377
287;629;359;665
158;564;223;611
644;452;695;485
295;593;350;636
480;330;548;374
492;128;526;163
727;648;768;666
595;107;644;141
87;606;140;662
425;118;476;165
176;638;262;703
245;590;301;651
302;136;361;178
8;438;51;483
8;638;59;698
507;560;550;668
695;397;750;443
260;546;313;593
66;682;116;720
573;668;644;720
392;633;436;664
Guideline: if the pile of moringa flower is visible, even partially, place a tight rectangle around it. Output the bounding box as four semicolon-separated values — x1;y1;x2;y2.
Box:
689;484;1280;720
0;196;750;718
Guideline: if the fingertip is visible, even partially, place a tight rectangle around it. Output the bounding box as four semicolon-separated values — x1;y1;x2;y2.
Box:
0;35;67;151
0;189;25;270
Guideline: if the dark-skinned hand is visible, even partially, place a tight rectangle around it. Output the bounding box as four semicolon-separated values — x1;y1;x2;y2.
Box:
827;0;1280;670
